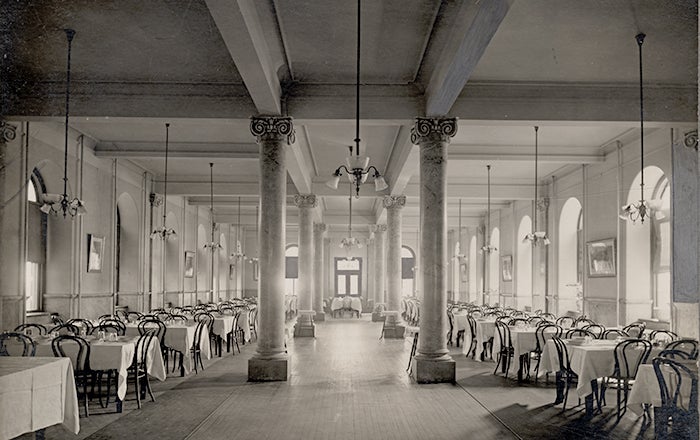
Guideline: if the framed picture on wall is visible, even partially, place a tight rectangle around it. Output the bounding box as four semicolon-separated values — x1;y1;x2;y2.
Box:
184;251;195;278
87;234;104;273
587;238;616;277
501;255;513;281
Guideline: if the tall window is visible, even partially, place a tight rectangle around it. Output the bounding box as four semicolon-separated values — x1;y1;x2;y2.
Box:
285;245;298;295
651;177;670;320
26;170;46;312
401;246;415;297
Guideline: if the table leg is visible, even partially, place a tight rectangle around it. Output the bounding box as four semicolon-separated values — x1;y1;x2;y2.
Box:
34;428;46;440
116;398;123;413
584;393;594;418
553;371;564;404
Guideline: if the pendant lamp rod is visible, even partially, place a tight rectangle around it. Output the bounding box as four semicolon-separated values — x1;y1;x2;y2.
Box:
62;29;75;212
486;164;491;238
637;33;645;207
162;123;170;228
533;126;539;232
209;162;215;244
354;0;361;157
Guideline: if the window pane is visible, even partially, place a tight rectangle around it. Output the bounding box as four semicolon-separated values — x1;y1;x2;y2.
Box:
338;275;346;295
285;278;296;295
25;262;40;311
349;275;358;295
337;259;359;271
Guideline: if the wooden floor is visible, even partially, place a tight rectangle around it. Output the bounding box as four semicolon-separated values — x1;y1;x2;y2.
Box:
23;316;661;440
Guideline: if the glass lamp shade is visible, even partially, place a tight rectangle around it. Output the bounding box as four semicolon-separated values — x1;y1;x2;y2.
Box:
346;155;370;171
523;231;550;246
325;174;341;189
374;175;388;191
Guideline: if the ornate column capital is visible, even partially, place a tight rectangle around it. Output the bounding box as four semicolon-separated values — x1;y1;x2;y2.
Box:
0;121;17;143
383;195;406;210
294;194;317;209
250;116;295;144
410;117;457;144
313;222;327;233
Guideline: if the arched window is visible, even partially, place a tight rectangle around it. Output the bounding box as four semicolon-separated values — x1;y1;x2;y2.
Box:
26;169;47;312
285;245;298;295
401;246;415;297
558;198;583;315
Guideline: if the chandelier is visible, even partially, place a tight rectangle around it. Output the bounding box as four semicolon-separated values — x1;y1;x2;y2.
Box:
325;0;388;198
203;163;222;250
150;123;176;240
340;184;362;257
231;196;246;262
454;199;467;263
523;126;550;246
247;204;259;265
620;33;650;224
480;165;497;254
40;29;87;217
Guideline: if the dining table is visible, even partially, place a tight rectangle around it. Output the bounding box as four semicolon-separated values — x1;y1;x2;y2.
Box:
471;318;497;361
491;325;540;380
0;356;80;440
29;334;167;404
125;321;211;376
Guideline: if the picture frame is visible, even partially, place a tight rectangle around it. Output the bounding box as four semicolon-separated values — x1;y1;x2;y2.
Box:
184;251;195;278
587;238;616;277
87;234;104;273
501;255;513;281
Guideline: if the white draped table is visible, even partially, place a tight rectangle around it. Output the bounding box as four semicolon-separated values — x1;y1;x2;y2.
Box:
0;357;80;440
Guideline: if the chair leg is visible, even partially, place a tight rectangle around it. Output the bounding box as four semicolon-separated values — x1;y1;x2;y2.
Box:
135;370;142;409
83;374;90;417
145;373;155;402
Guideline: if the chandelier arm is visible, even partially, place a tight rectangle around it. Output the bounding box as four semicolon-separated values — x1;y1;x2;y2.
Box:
365;165;381;177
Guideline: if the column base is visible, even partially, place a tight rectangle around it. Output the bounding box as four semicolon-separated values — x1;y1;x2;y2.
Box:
293;322;316;337
382;325;405;339
314;311;326;322
372;312;385;322
248;356;290;381
411;357;456;384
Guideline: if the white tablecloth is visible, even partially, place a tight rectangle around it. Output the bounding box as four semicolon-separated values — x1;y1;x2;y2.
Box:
125;323;211;375
331;297;362;314
474;319;497;361
0;357;79;440
491;326;538;378
627;363;697;415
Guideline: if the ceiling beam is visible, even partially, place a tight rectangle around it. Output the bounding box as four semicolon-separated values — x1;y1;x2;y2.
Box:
204;0;282;115
94;141;258;159
424;0;513;116
8;81;696;123
448;151;605;164
373;125;418;224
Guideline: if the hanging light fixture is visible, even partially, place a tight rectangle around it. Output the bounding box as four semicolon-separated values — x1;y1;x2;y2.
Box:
150;123;176;240
339;179;362;258
230;196;246;262
40;29;87;217
480;165;497;254
454;199;467;263
620;33;650;224
247;204;259;265
203;163;222;250
523;126;550;246
325;0;388;198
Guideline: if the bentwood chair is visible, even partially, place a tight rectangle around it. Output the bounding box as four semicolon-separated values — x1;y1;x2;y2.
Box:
533;324;562;382
191;321;208;374
49;323;80;335
52;335;92;417
466;315;478;359
493;321;514;377
622;322;646;339
663;339;699;360
650;330;679;345
67;318;94;336
551;336;580;412
0;332;36;356
565;328;596;339
128;331;157;409
601;329;629;340
138;318;169;371
573;317;596;328
14;323;47;336
602;339;652;420
581;324;605;339
658;349;691;360
555;316;575;329
652;357;699;439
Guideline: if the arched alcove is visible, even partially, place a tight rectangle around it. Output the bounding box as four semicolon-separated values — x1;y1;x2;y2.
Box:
488;227;500;303
516;216;532;309
116;192;140;308
285;244;299;295
558;197;582;315
401;245;416;297
468;236;477;301
196;224;208;303
625;166;670;322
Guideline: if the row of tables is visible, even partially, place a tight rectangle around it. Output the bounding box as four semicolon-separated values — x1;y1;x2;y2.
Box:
451;308;697;420
1;307;257;440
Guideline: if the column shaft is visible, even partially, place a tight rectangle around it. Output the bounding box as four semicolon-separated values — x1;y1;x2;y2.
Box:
411;117;457;383
385;197;405;311
294;194;316;337
374;226;386;304
313;223;326;320
249;116;294;381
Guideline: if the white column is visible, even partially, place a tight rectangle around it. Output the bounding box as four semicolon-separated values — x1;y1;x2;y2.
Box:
374;225;387;305
248;116;294;381
293;194;316;337
313;223;326;321
411;117;457;383
383;197;406;338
